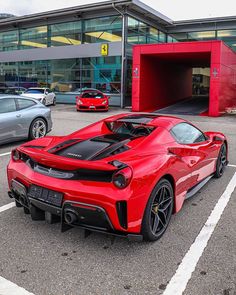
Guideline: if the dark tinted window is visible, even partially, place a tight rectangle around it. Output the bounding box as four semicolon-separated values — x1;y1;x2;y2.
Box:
171;123;206;144
82;92;104;98
0;98;16;113
25;89;44;94
17;98;36;110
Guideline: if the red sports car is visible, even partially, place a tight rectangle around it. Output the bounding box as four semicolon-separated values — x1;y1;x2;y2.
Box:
76;90;109;111
7;114;228;241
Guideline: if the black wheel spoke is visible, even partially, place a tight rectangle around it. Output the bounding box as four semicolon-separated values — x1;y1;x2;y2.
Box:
152;214;160;233
158;211;166;227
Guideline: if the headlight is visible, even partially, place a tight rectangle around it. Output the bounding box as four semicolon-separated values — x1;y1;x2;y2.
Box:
102;100;107;105
78;99;83;105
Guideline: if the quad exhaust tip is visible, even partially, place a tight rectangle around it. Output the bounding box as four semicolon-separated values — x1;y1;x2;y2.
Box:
64;209;78;224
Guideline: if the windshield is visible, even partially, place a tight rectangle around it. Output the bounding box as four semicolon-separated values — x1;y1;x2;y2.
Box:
106;121;155;137
82;92;104;99
25;89;44;94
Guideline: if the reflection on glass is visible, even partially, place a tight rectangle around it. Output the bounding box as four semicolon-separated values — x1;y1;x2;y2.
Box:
188;31;216;41
217;29;236;50
19;26;47;49
84;16;122;43
0;30;18;51
50;21;81;47
127;16;164;45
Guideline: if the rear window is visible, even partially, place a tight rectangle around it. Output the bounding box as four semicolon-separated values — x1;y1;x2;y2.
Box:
106;121;155;136
82;92;104;98
25;89;44;94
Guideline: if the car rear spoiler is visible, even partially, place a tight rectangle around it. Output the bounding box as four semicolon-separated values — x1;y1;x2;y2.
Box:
18;146;116;171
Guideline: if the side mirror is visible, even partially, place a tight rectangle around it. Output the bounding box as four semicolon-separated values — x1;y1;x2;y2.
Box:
107;96;111;99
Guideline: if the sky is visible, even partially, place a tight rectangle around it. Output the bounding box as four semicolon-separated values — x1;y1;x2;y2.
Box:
1;0;236;21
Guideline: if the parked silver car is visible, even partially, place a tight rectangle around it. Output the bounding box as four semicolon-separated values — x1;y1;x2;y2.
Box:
0;95;53;145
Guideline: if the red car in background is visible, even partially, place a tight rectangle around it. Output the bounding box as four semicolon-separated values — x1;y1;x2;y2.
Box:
76;90;109;111
7;114;228;241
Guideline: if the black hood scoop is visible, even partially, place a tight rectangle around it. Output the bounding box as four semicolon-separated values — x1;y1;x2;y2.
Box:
54;134;132;160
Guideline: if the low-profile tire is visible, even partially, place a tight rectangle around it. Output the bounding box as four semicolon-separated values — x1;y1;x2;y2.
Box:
141;178;174;242
15;200;22;207
214;143;227;178
23;207;30;214
29;118;47;140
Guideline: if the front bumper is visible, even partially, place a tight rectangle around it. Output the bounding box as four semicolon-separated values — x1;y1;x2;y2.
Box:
76;104;108;111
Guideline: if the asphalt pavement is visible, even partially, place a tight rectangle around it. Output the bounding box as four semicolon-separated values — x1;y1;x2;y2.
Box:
0;105;235;295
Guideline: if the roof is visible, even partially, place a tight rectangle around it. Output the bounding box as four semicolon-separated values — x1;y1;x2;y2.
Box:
0;0;172;31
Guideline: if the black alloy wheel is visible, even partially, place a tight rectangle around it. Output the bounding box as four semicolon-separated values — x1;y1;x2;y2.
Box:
214;143;227;178
142;178;174;241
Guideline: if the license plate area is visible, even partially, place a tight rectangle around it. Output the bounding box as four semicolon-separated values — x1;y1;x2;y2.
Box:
28;185;63;207
11;179;27;196
89;106;95;109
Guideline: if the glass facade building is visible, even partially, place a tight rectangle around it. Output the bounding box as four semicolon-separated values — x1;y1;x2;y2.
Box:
0;0;236;106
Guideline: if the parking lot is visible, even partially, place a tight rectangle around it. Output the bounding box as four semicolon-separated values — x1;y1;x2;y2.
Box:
0;105;236;295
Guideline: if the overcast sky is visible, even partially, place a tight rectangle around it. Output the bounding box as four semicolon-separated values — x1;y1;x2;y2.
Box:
1;0;236;21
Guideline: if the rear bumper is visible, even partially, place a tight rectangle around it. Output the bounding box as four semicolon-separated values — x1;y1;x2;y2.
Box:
7;161;145;235
8;184;143;241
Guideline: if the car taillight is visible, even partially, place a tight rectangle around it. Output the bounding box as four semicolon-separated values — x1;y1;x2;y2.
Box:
12;149;21;161
112;167;132;189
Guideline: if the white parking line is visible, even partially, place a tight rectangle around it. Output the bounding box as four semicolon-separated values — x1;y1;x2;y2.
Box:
0;202;34;294
0;276;34;295
163;172;236;295
228;164;236;168
0;202;15;213
0;152;11;157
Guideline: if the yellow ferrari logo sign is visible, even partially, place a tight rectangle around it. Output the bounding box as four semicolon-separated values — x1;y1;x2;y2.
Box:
101;44;108;56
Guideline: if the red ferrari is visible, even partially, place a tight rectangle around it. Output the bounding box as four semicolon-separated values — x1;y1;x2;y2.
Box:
7;114;228;241
76;90;109;111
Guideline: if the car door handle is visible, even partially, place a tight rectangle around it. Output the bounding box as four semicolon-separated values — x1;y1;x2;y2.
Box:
16;114;21;118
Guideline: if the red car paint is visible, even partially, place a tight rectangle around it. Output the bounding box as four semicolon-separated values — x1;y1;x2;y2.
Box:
7;113;227;236
76;90;109;111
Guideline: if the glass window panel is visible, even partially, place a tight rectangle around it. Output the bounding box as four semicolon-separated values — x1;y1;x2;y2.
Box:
18;60;48;88
171;123;206;144
17;98;36;110
84;16;122;43
0;30;18;51
188;31;216;41
81;57;121;93
19;26;47;49
169;33;188;42
159;31;166;43
217;29;236;51
0;98;16;113
50;21;81;47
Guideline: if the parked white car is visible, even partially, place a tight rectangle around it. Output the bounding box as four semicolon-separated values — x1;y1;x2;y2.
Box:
22;88;56;106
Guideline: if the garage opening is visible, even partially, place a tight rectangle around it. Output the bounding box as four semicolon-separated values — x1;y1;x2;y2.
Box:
137;52;211;115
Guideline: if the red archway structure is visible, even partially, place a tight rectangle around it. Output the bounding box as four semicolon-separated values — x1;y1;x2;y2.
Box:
132;41;236;116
